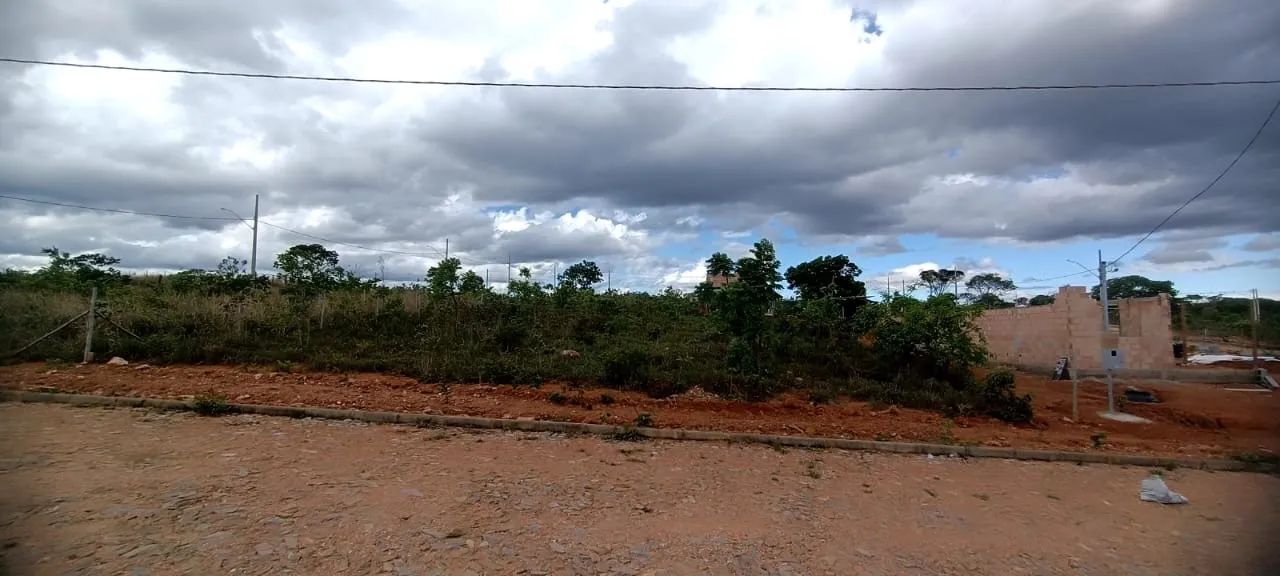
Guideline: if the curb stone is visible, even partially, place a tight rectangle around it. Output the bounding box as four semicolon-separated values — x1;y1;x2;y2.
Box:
0;389;1260;472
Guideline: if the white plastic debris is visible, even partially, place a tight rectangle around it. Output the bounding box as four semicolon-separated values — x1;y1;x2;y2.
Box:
106;356;129;366
1186;353;1277;365
1140;474;1188;505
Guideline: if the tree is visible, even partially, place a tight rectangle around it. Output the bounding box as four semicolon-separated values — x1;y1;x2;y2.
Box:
458;270;487;294
734;239;782;299
560;260;603;291
784;254;867;316
507;267;544;299
30;246;127;291
1028;294;1055;306
706;252;735;277
274;244;356;293
425;257;462;296
919;269;964;297
964;272;1016;308
1091;275;1176;300
965;273;1016;297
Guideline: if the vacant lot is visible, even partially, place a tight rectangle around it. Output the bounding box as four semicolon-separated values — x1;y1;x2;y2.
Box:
2;403;1278;575
2;362;1278;458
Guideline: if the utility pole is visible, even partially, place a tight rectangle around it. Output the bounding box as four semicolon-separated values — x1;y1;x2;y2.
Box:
553;262;558;285
607;265;612;292
250;194;259;277
485;268;490;288
1098;250;1116;415
445;239;449;261
507;251;512;283
1253;288;1261;370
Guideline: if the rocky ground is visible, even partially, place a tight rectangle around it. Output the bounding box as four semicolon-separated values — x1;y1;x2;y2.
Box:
2;403;1278;575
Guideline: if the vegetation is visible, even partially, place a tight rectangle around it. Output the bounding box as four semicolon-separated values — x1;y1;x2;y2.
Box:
1;238;1038;422
192;392;232;416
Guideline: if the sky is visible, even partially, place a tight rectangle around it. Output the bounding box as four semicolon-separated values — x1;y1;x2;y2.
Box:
1;0;1278;299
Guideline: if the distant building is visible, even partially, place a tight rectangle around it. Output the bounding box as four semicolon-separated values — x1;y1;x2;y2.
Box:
706;272;738;288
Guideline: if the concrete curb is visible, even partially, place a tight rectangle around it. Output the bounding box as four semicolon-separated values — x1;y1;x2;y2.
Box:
0;389;1261;472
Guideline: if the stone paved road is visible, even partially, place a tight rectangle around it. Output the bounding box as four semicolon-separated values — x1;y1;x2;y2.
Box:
1;403;1276;575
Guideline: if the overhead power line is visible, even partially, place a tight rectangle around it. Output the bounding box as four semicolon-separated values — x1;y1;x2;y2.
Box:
256;220;452;259
0;193;237;221
1110;95;1280;266
4;57;1280;93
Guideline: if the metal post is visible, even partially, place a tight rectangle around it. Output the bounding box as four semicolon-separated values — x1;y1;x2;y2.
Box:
82;286;97;363
1098;250;1114;414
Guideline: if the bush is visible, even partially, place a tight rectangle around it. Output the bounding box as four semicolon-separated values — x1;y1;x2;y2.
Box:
973;370;1034;423
192;392;232;416
602;348;652;390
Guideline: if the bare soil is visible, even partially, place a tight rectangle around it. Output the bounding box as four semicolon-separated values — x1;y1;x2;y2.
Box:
1;362;1277;459
3;403;1278;575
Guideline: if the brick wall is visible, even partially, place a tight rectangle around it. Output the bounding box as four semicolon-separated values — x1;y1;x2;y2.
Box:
974;286;1174;370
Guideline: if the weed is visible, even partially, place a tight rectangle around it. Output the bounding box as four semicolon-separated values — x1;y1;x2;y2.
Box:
1233;451;1280;472
770;442;788;454
611;427;644;442
598;393;616;406
191;392;232;416
934;419;958;445
1090;432;1108;449
804;460;822;479
633;412;654;428
548;392;568;405
873;433;891;442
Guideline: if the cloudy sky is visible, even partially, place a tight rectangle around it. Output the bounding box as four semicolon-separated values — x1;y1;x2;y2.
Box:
1;0;1278;297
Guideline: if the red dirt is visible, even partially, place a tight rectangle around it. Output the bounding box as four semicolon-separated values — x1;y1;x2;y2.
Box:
2;362;1277;459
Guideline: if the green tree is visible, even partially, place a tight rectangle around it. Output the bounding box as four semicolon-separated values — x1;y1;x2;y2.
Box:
784;254;867;316
458;270;487;294
30;246;127;291
919;269;964;297
274;244;356;293
1091;275;1176;300
965;273;1015;297
734;239;782;300
507;267;544;299
559;260;603;291
706;252;736;277
854;293;988;384
1028;294;1055;306
425;257;463;296
965;272;1016;309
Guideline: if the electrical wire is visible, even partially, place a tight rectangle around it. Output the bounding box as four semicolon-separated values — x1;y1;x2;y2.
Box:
1022;270;1093;283
0;193;238;221
256;220;454;259
1110;95;1280;266
4;57;1280;93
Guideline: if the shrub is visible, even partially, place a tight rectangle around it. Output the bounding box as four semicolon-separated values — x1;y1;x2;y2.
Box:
598;393;616;405
547;392;568;405
602;348;652;390
973;370;1033;423
192;392;232;416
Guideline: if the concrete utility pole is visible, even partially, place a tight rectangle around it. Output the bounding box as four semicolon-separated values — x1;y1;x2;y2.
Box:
507;251;512;283
250;194;259;277
444;238;449;260
1253;288;1261;370
1098;250;1115;414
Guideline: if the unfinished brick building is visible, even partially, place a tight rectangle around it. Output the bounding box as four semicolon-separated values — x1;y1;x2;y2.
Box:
975;286;1175;371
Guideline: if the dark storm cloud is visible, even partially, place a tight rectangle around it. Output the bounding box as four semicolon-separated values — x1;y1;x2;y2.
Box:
1;0;1279;274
